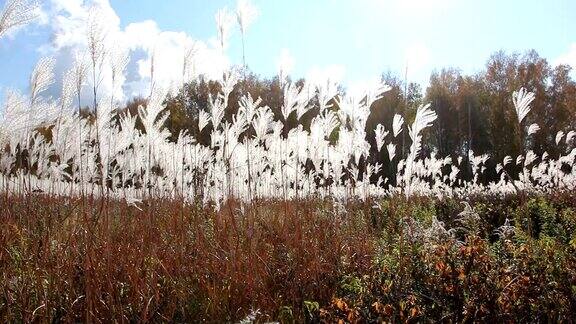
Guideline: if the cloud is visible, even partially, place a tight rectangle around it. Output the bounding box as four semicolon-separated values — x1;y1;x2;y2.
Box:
38;0;231;103
121;20;228;96
555;43;576;69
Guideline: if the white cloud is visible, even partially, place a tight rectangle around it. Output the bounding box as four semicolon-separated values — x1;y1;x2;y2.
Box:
39;0;231;103
122;20;159;50
123;22;228;96
50;0;119;50
555;43;576;69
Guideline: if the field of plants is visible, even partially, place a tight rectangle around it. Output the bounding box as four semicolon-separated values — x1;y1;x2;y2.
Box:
1;0;576;322
3;194;576;322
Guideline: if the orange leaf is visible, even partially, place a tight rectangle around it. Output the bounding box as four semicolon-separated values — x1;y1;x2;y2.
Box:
333;298;348;312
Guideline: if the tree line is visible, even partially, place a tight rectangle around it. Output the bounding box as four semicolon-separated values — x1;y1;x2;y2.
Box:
119;49;575;183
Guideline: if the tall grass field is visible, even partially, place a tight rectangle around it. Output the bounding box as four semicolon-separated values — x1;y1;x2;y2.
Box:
0;0;575;322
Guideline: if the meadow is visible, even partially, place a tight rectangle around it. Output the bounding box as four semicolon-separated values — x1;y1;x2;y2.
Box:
2;194;576;322
0;0;575;322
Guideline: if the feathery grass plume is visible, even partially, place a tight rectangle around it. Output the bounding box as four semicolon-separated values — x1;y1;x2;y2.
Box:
24;57;57;191
220;70;239;105
71;52;88;105
374;124;388;152
556;131;565;145
281;82;306;121
139;88;169;137
109;44;129;103
525;150;537;166
198;110;211;132
60;70;75;114
86;6;109;190
53;70;77;175
106;46;129;190
238;93;262;122
386;143;396;161
0;90;28;141
87;6;108;105
316;79;339;112
364;81;390;109
29;57;55;107
71;53;88;193
215;7;234;51
0;0;38;39
253;106;274;142
314;110;340;140
295;83;314;121
408;104;437;155
448;164;459;184
404;103;437;195
468;151;490;180
182;40;198;84
276;49;295;89
208;71;238;130
235;0;258;68
24;57;57;150
139;87;170;196
238;92;262;199
527;123;540;136
236;0;258;36
334;93;370;135
512;87;535;124
208;94;226;130
392;114;404;137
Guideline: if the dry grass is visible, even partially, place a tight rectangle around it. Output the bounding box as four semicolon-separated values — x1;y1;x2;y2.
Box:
0;195;375;322
1;193;576;322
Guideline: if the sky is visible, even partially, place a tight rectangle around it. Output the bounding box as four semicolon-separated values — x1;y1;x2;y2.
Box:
0;0;575;103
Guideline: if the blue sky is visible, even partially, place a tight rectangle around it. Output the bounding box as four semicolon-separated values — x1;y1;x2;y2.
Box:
0;0;575;100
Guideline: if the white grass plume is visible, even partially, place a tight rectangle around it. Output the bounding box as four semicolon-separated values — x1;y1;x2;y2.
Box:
512;87;535;124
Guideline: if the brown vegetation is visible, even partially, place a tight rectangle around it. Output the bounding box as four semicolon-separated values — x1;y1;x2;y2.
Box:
2;193;576;322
